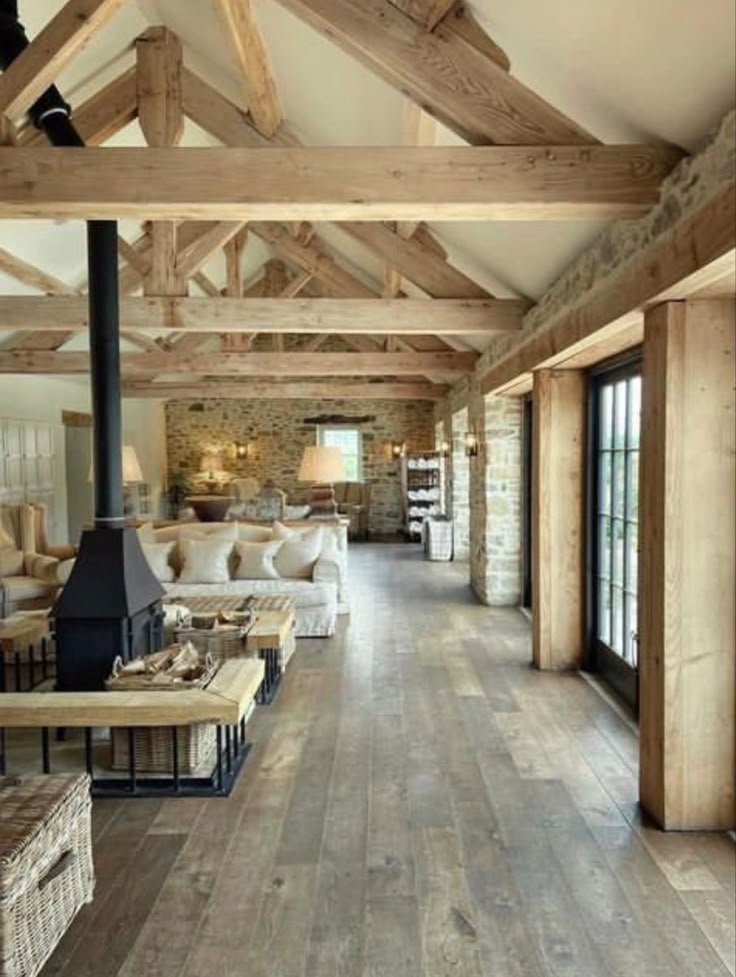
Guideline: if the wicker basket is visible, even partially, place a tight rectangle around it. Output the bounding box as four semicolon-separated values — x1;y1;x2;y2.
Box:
109;724;217;775
0;774;94;977
173;625;250;666
106;646;218;775
423;518;453;562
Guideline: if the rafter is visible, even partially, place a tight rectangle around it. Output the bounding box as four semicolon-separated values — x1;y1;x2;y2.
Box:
271;0;596;145
388;0;456;30
0;248;78;352
435;5;511;72
176;221;248;280
122;380;448;400
0;0;127;122
0;350;477;377
18;67;137;147
215;0;282;138
0;295;525;335
341;221;489;298
251;223;376;297
0;146;682;221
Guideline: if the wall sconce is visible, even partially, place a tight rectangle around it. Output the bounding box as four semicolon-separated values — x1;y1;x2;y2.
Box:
438;439;450;459
391;441;407;459
464;432;479;458
233;441;251;460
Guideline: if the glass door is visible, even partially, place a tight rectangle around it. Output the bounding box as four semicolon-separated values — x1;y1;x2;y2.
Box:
589;360;641;711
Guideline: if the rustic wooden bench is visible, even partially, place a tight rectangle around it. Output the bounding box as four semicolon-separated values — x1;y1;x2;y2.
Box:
0;659;265;797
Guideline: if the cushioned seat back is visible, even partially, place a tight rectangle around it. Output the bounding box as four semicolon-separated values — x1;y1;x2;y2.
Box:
333;483;348;504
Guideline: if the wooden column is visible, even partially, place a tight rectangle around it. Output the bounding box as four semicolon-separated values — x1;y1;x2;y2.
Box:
639;299;735;830
532;369;586;669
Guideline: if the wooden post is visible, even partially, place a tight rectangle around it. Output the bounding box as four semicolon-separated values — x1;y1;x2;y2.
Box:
639;299;736;830
532;369;586;669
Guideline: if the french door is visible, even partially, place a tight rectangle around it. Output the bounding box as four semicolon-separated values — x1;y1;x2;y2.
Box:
588;358;642;711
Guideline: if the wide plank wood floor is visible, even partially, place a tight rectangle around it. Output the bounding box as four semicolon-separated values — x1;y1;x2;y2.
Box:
43;544;735;977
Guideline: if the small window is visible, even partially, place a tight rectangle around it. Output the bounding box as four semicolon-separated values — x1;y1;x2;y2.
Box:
317;426;362;481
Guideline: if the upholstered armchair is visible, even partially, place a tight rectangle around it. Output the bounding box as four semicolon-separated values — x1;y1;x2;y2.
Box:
0;504;60;616
333;482;370;540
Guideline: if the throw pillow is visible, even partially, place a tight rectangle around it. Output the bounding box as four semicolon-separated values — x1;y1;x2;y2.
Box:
272;520;295;541
0;547;24;578
180;523;238;542
141;541;175;583
238;524;274;543
0;525;15;549
178;538;233;584
274;525;323;579
234;540;282;580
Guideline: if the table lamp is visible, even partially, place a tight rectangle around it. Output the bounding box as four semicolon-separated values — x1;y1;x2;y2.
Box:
298;446;346;517
199;451;226;492
88;444;144;518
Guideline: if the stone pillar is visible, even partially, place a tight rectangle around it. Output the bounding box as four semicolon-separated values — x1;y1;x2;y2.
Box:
451;406;470;561
532;369;586;670
639;299;735;830
485;395;522;605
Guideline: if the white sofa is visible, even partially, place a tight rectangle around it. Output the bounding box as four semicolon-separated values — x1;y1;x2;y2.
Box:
145;520;349;638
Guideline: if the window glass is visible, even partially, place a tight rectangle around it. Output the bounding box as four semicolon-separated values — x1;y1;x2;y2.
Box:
593;369;642;680
318;427;362;481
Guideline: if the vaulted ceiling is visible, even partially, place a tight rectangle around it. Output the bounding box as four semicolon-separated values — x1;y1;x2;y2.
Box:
0;0;733;399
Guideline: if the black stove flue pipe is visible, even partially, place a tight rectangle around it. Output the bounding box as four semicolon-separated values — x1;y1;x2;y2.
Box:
0;1;124;528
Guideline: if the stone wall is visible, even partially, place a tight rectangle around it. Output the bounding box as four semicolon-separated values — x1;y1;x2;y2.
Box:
475;108;736;378
435;379;523;604
165;398;435;535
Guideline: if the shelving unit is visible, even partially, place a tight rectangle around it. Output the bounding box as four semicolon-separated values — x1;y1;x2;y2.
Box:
401;451;444;541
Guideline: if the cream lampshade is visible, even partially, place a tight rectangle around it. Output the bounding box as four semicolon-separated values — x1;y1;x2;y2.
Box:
122;445;143;484
298;446;346;517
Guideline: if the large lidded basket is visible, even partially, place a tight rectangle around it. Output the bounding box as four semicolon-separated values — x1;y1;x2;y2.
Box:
423;517;453;562
106;645;219;775
0;774;94;977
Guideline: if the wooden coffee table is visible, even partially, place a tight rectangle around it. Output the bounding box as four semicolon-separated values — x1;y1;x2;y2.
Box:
164;595;296;704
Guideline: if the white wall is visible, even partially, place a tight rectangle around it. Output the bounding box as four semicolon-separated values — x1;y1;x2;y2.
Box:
0;375;167;543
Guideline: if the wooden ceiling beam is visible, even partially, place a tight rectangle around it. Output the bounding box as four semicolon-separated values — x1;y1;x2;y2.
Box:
340;221;489;298
0;349;477;376
435;5;511;72
0;248;78;352
251;222;376;297
176;221;248;280
388;0;456;30
135;27;185;148
0;0;128;122
0;146;683;221
271;0;595;145
122;380;448;400
0;295;520;334
18;67;137;147
215;0;282;138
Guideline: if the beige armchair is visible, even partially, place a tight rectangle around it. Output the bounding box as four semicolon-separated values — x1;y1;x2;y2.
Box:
333;482;370;540
0;505;59;616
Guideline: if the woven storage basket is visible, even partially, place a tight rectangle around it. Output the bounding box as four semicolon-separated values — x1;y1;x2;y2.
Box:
173;625;250;666
0;774;94;977
423;518;453;562
106;647;218;775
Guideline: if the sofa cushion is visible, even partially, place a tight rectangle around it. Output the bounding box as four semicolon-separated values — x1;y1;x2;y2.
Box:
273;526;323;579
0;548;24;578
1;575;55;602
164;577;336;609
137;521;156;543
178;539;232;584
234;540;282;580
141;541;176;583
0;525;15;550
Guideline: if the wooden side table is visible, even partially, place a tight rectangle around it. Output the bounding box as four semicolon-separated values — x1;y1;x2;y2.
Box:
0;613;53;692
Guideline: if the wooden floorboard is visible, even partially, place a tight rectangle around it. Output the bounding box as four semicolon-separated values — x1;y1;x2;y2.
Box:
40;544;734;977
